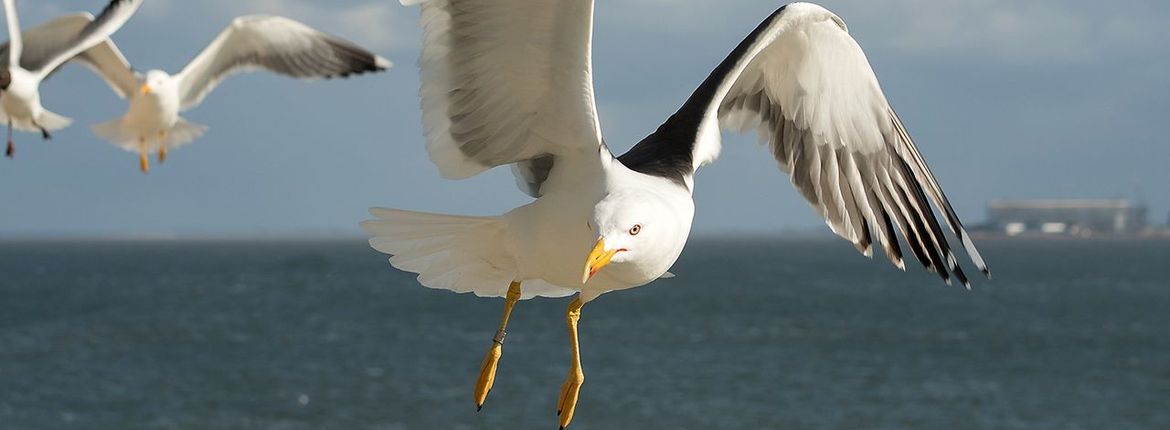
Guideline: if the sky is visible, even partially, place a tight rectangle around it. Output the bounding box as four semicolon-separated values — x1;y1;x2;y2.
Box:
0;0;1167;238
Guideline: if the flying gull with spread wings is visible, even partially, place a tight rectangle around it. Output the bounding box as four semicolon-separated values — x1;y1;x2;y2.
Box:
364;2;990;428
0;0;141;158
88;15;391;173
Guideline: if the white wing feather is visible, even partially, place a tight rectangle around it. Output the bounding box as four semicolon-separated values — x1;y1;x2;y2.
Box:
3;0;21;68
404;0;603;180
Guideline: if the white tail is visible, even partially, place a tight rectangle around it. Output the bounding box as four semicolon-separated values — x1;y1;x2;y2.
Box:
90;118;131;149
91;116;207;152
0;108;72;133
34;109;73;132
167;118;208;148
362;208;519;298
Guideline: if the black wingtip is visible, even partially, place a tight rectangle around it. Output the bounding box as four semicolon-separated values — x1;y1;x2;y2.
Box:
934;264;950;284
85;0;137;31
952;264;970;290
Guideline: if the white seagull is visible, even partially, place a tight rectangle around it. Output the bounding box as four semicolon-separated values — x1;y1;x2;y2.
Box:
0;0;141;158
364;2;990;428
88;15;392;173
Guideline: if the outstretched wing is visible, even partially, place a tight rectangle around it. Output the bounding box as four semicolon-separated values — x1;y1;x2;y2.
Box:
403;0;604;187
0;13;139;98
1;13;93;72
176;15;391;110
26;0;140;80
619;3;989;287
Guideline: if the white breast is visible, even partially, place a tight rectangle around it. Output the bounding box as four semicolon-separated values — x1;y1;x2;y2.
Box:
504;176;605;290
123;91;180;131
2;70;40;119
502;153;696;300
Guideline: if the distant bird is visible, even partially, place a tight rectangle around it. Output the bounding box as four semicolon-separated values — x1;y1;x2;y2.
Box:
0;0;141;158
88;15;391;173
364;1;991;429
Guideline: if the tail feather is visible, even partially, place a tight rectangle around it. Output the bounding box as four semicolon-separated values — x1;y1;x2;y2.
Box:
0;108;71;133
91;118;133;150
363;208;520;298
91;116;207;152
167;118;207;148
35;110;73;131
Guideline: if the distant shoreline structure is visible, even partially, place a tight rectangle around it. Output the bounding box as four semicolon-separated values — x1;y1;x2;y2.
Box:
973;198;1168;239
970;230;1170;241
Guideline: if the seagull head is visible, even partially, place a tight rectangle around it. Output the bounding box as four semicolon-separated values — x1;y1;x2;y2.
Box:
583;187;692;284
138;70;175;97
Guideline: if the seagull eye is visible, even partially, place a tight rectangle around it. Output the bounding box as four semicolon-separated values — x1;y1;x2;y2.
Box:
629;224;642;236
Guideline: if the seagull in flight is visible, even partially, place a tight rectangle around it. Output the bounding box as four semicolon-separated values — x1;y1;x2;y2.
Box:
0;0;141;158
89;15;392;173
364;2;990;428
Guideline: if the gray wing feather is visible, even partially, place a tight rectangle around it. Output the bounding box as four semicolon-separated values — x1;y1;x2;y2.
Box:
511;154;556;198
0;13;91;73
732;85;979;284
29;0;141;79
177;15;390;110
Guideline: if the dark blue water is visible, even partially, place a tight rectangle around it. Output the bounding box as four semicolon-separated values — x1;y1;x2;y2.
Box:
1;239;1167;429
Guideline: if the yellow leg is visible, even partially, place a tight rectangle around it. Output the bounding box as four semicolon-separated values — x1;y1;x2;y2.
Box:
138;136;149;174
157;130;168;164
556;297;585;430
473;281;522;411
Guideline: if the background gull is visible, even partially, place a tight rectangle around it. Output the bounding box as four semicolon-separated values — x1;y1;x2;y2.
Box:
0;0;141;158
89;15;391;173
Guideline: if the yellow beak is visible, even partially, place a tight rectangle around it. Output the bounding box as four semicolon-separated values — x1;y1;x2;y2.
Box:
139;83;152;95
582;238;621;283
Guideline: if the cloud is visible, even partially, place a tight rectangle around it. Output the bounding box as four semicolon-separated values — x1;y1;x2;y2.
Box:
857;0;1167;64
604;0;1168;65
10;1;72;23
330;2;419;52
210;0;417;52
138;0;416;53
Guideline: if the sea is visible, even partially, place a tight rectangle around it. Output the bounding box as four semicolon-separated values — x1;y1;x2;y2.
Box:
0;238;1167;430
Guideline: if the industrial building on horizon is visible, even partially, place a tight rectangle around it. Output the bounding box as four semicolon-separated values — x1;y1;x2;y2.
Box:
983;199;1154;237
